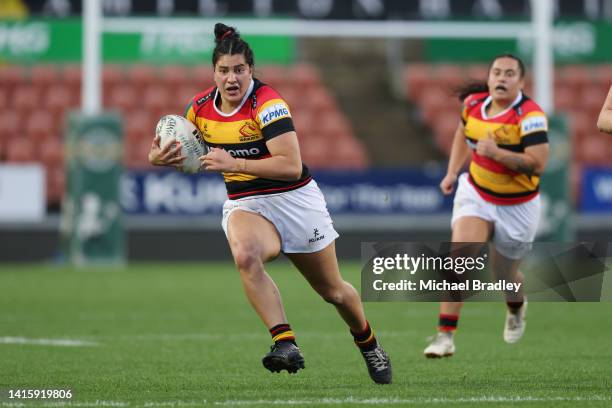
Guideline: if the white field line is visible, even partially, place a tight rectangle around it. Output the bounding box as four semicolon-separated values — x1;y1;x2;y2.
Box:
213;396;612;406
2;396;611;407
0;337;99;347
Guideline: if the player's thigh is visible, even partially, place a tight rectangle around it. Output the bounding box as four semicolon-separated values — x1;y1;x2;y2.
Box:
286;241;344;290
226;210;281;263
451;216;492;242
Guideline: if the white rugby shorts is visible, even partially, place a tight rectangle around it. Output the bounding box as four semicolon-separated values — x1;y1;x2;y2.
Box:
221;179;339;253
451;173;540;260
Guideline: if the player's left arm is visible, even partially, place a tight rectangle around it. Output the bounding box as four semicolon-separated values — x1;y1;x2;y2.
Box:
597;85;612;134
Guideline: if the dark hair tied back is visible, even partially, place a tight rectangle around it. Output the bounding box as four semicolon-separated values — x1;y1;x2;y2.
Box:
212;23;254;67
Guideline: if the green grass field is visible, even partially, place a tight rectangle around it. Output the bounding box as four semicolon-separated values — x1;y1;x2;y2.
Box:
0;262;610;407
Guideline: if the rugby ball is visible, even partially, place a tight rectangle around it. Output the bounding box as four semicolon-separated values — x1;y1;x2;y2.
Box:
155;115;208;174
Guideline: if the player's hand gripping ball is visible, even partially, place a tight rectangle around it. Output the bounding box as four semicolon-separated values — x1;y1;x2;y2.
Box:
155;115;208;174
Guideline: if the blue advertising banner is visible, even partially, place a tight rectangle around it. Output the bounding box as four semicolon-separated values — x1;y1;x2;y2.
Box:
121;168;453;216
581;167;612;213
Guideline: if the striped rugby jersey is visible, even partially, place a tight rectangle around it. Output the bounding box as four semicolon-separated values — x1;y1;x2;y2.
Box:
185;78;312;200
462;91;548;205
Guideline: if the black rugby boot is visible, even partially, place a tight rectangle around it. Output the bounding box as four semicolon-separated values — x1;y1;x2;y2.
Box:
360;344;392;384
262;341;305;374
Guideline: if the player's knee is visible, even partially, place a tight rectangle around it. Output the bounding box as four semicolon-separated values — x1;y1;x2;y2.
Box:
319;286;345;305
233;246;262;274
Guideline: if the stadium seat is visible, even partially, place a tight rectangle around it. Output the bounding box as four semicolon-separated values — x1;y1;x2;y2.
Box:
465;64;489;82
45;163;65;205
593;65;612;87
554;85;577;112
102;65;126;88
308;87;337;114
125;111;154;143
61;64;82;90
30;65;60;91
45;84;77;116
159;66;192;88
0;88;9;111
126;65;158;91
0;65;28;93
0;110;22;143
579;84;609;111
108;86;138;113
39;138;64;168
419;87;453;123
258;65;288;88
435;64;464;89
142;85;170;112
25;111;57;142
13;85;42;111
290;64;320;89
576;134;609;165
5;138;37;163
191;66;214;89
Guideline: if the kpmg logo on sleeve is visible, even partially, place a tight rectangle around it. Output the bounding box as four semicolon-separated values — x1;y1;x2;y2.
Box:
259;103;290;126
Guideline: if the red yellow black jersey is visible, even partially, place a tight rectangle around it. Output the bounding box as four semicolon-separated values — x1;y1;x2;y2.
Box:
461;91;548;205
185;79;311;200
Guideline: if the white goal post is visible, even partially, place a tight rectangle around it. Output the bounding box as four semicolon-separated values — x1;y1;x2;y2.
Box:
83;0;554;114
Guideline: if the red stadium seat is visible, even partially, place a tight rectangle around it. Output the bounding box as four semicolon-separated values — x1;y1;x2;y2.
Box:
579;84;609;111
554;85;577;112
108;86;137;113
465;64;489;82
45;85;77;115
13;85;42;111
308;86;337;114
30;65;60;91
192;66;214;85
576;134;609;165
159;65;192;88
25;111;57;142
61;64;82;90
290;64;320;89
45;163;65;205
0;110;22;143
258;65;288;88
102;65;126;88
0;88;9;111
39;138;64;168
435;64;465;89
0;65;28;90
419;87;453;124
592;65;612;87
126;65;158;91
142;85;170;112
5;138;37;163
125;111;154;143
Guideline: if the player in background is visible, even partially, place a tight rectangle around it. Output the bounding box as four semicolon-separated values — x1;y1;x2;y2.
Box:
148;23;391;384
597;85;612;134
424;54;550;358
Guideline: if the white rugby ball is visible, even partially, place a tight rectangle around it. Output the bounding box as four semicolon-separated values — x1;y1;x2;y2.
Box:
155;114;208;174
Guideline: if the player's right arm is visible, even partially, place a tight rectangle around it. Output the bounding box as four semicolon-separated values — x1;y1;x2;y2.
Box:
597;85;612;134
440;121;470;195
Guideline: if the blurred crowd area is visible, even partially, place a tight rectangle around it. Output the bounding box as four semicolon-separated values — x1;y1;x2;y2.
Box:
1;61;610;208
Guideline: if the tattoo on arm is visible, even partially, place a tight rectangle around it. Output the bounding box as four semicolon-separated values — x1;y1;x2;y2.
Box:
500;155;536;175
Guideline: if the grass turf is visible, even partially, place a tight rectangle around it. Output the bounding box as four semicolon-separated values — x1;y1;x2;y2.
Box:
0;262;610;407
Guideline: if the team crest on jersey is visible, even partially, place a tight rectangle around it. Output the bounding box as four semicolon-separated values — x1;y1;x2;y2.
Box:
239;121;260;141
521;115;548;135
200;122;212;139
259;103;290;126
493;125;515;144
